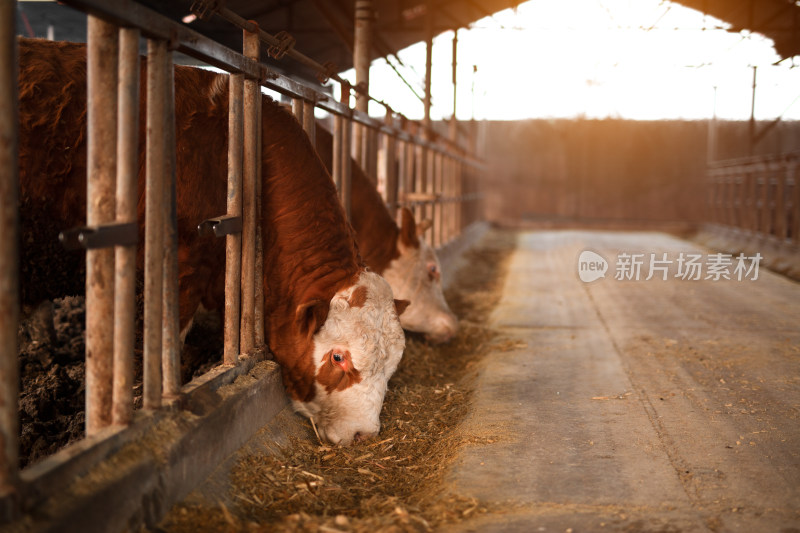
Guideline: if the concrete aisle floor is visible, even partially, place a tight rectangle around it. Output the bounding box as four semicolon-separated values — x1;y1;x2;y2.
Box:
446;231;800;533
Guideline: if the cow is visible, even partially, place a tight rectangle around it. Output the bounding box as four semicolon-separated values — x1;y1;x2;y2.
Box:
314;125;459;343
17;37;406;445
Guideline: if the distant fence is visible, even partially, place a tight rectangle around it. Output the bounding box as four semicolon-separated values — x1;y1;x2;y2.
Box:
708;152;800;246
0;0;483;522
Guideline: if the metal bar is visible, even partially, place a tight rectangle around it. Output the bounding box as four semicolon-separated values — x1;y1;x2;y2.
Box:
162;44;180;401
85;16;118;435
776;166;786;240
333;107;343;192
59;222;137;250
292;97;304;126
61;0;260;77
144;38;168;410
366;126;378;184
240;26;260;354
198;214;243;238
0;0;20;507
340;83;352;220
58;0;483;169
225;73;244;365
112;26;139;426
793;163;800;246
384;113;398;218
761;168;770;236
353;0;372;169
303;99;315;146
254;68;264;349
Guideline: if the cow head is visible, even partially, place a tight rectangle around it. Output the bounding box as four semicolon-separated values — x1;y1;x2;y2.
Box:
292;271;407;445
382;208;459;344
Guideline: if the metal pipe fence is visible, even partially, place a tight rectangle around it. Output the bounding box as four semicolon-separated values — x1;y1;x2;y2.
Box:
708;153;800;246
0;0;484;520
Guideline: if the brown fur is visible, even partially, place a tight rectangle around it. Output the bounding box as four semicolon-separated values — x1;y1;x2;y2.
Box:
348;285;368;308
315;349;362;394
17;37;363;403
314;124;405;274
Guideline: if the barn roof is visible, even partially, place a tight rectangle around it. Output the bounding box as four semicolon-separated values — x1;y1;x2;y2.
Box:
18;0;800;84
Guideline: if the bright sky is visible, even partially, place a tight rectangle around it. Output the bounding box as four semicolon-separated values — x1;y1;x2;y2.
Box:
340;0;800;121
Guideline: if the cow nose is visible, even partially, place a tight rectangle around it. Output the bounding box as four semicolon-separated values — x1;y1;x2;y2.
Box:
352;430;377;443
427;313;458;343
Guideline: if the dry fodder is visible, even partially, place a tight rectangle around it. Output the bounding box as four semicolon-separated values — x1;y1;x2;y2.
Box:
161;229;516;532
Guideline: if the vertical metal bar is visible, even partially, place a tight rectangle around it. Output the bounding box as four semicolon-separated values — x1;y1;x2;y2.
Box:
225;73;243;366
353;0;372;169
748;169;757;233
302;99;315;146
455;160;463;235
112;27;139;426
450;30;458;142
384;114;398;218
144;38;167;410
404;131;415;220
792;163;800;246
761;167;770;236
162;45;180;400
340;83;352;219
254;75;264;349
241;25;259;354
776;165;786;241
292;97;304;127
367;126;378;183
333;112;343;191
86;17;118;433
0;0;20;505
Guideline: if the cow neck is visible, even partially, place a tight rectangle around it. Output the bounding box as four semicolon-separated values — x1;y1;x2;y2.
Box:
350;161;401;275
260;99;363;402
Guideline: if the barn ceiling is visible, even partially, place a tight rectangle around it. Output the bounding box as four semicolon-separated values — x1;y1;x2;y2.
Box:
136;0;800;81
17;0;800;84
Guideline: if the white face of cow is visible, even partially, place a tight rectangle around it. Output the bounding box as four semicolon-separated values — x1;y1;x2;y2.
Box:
381;209;459;344
292;271;406;446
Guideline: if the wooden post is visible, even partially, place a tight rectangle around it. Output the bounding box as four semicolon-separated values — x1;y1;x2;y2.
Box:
86;17;118;430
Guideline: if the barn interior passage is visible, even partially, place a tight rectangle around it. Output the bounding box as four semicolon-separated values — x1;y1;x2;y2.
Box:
447;230;800;532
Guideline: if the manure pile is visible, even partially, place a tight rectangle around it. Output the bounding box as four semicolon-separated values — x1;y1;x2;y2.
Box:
160;230;516;532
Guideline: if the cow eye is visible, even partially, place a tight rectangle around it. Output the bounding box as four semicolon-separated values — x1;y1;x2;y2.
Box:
427;263;440;281
332;352;344;363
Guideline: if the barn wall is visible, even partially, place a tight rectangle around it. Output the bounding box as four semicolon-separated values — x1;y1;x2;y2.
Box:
477;119;800;228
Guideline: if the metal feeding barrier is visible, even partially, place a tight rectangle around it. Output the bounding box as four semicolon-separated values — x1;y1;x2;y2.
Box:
0;0;484;525
708;152;800;247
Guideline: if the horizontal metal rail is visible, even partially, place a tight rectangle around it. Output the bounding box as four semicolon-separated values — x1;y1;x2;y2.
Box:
59;0;483;170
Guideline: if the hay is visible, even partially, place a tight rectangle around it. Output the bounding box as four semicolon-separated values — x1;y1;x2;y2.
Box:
161;229;516;532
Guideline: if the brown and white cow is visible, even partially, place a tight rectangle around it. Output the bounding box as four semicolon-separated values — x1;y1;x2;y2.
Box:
314;125;459;343
17;37;405;445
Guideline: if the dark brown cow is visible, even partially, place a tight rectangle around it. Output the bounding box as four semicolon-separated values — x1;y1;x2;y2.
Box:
315;125;458;342
17;37;406;445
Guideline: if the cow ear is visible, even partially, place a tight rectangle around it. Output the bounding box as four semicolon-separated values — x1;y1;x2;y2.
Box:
399;207;420;248
295;299;328;337
416;218;433;236
394;299;410;317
